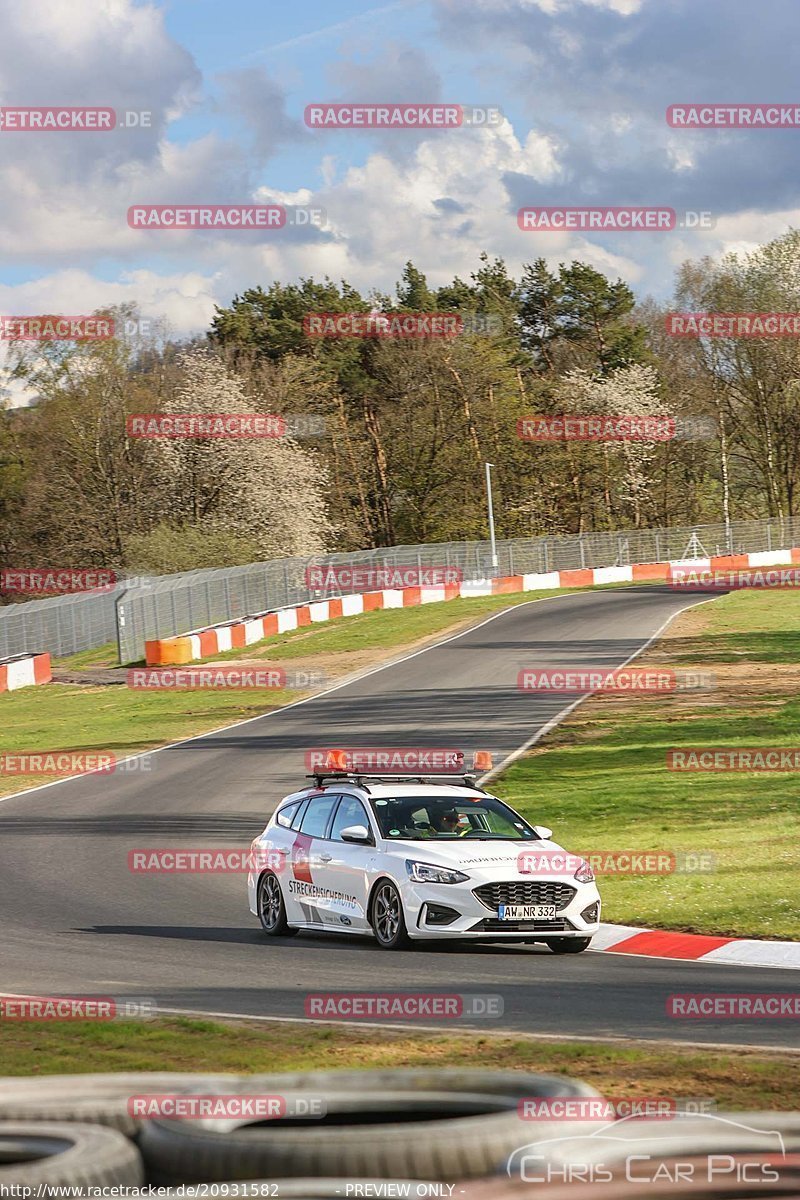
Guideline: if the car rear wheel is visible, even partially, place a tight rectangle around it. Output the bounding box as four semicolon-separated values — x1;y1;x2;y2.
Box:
371;880;410;950
547;936;592;954
257;872;297;937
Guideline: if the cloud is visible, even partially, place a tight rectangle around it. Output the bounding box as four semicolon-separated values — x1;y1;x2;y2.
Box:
2;0;799;364
218;67;308;163
0;267;218;406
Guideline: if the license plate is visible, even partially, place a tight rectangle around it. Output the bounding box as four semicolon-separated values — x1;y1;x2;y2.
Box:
498;904;556;921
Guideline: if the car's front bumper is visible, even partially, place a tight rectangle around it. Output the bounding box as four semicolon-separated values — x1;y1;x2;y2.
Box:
401;876;601;941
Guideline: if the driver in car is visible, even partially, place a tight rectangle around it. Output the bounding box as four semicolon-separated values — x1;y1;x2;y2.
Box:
431;808;468;835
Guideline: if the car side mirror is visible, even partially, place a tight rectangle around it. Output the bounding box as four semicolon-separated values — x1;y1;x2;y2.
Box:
340;824;372;844
532;825;553;840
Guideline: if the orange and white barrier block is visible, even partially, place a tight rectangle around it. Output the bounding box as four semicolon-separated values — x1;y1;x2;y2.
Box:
0;652;52;694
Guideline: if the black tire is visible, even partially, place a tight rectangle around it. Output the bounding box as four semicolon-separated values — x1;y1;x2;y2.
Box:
258;871;297;937
370;879;410;949
0;1122;144;1187
547;937;592;954
140;1088;542;1183
138;1070;607;1184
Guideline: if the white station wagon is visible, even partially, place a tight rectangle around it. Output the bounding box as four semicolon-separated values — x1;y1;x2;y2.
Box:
248;756;601;951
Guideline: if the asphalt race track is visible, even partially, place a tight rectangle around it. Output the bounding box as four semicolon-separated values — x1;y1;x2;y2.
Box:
1;586;798;1048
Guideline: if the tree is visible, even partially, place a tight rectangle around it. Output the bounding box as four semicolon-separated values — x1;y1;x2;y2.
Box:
519;260;647;375
674;229;800;520
139;348;332;562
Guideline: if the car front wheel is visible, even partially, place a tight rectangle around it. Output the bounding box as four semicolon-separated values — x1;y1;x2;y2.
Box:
371;880;410;950
257;871;297;937
547;936;592;954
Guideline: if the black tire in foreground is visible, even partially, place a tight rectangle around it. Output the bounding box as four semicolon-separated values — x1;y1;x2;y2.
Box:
0;1122;144;1187
138;1069;606;1184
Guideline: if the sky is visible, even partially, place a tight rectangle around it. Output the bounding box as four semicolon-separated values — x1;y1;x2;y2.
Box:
1;0;799;402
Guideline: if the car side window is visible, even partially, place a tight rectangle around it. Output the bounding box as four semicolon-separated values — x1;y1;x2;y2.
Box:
330;795;371;842
298;794;339;839
290;799;310;831
276;801;300;828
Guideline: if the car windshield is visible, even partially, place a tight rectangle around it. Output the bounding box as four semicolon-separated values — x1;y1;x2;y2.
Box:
370;794;539;841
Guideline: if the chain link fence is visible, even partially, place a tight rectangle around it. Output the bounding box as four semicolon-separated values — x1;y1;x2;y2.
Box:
0;583;127;662
3;516;800;664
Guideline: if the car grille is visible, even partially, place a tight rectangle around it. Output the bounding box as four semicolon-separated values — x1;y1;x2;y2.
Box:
473;881;577;912
473;918;575;933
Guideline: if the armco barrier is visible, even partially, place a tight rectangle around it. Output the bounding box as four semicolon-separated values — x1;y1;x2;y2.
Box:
0;652;52;693
143;550;799;667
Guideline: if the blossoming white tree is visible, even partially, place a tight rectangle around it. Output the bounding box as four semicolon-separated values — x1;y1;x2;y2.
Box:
147;348;332;560
557;364;674;527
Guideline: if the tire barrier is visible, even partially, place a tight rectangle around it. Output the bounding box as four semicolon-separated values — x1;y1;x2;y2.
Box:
0;1071;797;1195
135;1067;605;1183
0;1068;603;1187
139;1089;531;1183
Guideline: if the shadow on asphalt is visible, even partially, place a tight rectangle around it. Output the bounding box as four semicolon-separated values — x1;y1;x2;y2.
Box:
79;924;546;955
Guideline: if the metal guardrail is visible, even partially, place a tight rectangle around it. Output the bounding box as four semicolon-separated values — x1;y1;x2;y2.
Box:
2;516;800;664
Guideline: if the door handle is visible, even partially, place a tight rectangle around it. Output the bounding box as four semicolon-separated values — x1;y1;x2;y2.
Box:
319;853;333;863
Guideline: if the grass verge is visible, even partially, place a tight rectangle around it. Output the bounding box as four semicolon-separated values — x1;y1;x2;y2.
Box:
1;1016;797;1109
493;588;800;939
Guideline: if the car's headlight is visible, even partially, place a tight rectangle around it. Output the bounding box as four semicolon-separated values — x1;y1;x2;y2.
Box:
574;859;595;884
406;860;469;885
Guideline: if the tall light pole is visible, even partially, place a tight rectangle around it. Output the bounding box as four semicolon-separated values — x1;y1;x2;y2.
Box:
485;461;499;575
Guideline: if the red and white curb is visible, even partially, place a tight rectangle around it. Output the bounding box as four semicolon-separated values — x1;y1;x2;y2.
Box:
597;923;800;969
0;652;51;694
